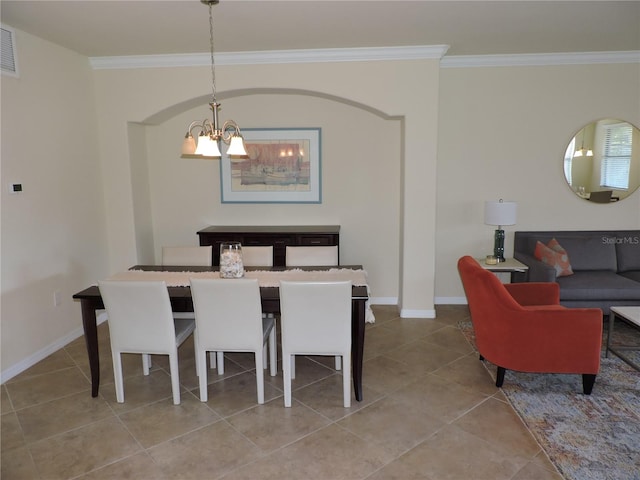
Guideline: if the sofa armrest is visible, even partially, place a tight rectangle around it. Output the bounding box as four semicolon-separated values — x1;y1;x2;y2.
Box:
505;282;560;306
514;252;557;282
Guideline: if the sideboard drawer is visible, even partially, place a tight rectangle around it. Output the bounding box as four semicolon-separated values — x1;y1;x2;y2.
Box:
297;235;336;246
243;235;295;247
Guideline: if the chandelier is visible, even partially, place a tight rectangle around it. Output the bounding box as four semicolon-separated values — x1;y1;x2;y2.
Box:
573;129;593;158
181;0;247;159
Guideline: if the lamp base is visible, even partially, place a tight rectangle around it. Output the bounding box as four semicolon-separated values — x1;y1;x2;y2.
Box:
493;229;505;262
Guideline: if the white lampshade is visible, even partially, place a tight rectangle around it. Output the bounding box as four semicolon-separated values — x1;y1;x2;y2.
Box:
195;134;222;157
226;134;247;156
484;200;517;226
181;135;197;155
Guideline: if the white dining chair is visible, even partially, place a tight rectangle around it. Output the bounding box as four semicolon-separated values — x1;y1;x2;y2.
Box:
242;245;274;267
279;280;352;407
285;245;339;267
98;280;195;405
162;246;212;266
209;245;274;373
162;245;215;363
190;278;277;404
241;245;275;362
285;245;343;371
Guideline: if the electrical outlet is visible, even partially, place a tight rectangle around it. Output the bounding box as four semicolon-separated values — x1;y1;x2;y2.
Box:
53;291;61;306
9;183;23;194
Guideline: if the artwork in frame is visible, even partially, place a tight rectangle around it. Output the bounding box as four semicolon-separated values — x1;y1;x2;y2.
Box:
220;128;321;203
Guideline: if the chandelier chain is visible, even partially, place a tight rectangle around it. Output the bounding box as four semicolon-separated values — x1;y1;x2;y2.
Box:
208;2;216;102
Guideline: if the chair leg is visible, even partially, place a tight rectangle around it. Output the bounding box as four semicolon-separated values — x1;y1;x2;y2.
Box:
291;355;296;379
496;366;506;387
269;328;277;377
168;352;181;405
283;353;292;407
479;354;484;361
255;352;265;404
342;353;351;408
112;351;125;403
197;349;208;402
142;354;152;375
209;351;217;369
216;351;225;375
582;374;596;395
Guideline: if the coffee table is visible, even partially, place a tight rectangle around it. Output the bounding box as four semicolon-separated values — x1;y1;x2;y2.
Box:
606;306;640;371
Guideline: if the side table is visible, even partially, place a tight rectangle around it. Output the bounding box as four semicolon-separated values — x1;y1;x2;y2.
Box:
476;257;529;283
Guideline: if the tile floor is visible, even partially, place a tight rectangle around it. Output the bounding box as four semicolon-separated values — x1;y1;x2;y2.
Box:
1;305;563;479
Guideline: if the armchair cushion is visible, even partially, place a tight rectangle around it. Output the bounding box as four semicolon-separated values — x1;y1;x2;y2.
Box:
504;282;560;306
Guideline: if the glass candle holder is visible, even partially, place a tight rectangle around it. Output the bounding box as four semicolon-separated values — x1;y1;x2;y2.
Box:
219;242;244;278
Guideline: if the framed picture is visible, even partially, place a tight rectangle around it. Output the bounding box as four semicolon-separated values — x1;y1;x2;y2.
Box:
220;128;321;203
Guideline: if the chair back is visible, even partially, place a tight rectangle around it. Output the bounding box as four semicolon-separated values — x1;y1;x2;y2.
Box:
279;280;351;354
190;278;264;350
242;246;274;267
162;246;212;266
457;256;524;355
285;245;338;266
588;190;613;203
98;281;177;354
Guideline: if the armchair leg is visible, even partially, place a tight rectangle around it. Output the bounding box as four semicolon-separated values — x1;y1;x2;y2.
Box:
582;374;596;395
479;354;484;361
496;366;506;387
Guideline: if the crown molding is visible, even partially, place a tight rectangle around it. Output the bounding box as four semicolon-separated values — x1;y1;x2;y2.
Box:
441;50;640;68
89;45;450;70
90;47;640;70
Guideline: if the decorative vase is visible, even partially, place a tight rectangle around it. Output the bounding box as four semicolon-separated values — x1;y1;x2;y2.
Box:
219;242;244;278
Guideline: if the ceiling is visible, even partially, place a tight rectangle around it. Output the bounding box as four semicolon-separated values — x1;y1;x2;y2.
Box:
1;1;639;59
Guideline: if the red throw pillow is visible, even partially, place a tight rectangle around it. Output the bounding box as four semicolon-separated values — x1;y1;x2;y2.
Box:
534;239;573;277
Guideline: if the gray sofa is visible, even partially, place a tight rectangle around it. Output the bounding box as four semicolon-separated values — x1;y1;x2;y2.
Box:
514;230;640;314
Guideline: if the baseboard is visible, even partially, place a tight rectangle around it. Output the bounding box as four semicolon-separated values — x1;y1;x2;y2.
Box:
370;296;397;305
435;296;468;305
400;308;436;319
0;311;108;384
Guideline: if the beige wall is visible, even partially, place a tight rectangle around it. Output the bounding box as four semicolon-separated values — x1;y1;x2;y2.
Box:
436;63;640;302
91;60;441;318
2;24;639;380
144;93;401;300
1;29;109;378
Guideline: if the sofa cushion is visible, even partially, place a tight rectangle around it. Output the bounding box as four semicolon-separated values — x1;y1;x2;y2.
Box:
620;271;640;283
616;237;640;272
534;240;573;277
557;236;617;271
556;271;640;301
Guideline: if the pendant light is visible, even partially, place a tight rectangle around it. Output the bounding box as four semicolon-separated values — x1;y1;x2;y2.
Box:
181;0;247;159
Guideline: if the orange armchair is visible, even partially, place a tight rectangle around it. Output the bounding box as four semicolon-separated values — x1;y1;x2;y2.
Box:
457;256;603;394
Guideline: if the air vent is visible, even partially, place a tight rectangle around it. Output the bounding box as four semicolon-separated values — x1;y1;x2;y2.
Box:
1;25;19;76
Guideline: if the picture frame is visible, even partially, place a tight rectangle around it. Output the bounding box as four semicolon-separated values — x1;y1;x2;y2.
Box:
220;128;322;203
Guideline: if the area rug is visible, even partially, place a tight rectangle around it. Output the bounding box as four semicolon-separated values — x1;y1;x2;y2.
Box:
458;320;640;480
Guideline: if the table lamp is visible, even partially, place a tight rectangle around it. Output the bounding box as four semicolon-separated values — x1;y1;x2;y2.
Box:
484;199;517;262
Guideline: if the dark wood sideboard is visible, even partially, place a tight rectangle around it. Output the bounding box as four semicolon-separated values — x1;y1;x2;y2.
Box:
197;225;340;266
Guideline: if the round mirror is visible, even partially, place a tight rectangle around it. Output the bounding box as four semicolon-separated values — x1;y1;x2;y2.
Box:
563;119;640;202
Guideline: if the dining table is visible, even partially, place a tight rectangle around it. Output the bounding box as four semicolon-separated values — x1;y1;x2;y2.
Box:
72;265;372;402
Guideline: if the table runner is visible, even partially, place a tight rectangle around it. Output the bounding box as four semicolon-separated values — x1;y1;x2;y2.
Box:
106;268;375;323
